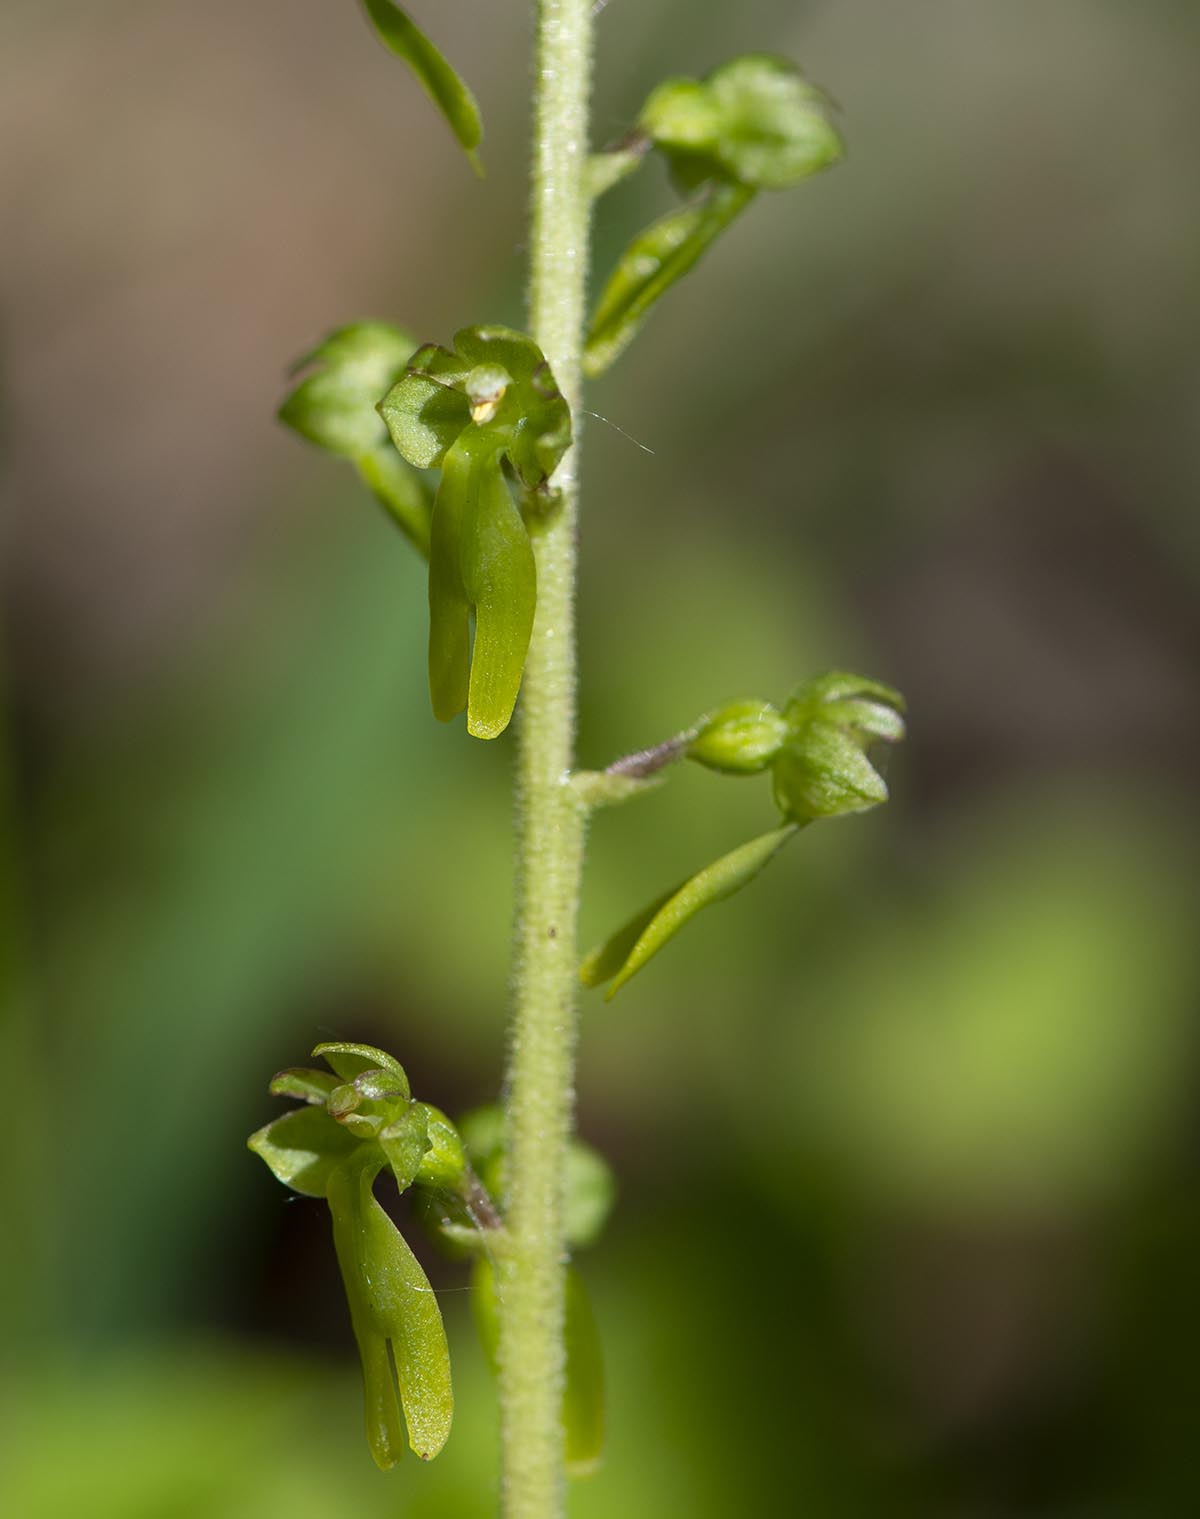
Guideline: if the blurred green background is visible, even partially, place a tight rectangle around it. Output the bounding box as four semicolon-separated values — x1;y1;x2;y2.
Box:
2;1;1198;1514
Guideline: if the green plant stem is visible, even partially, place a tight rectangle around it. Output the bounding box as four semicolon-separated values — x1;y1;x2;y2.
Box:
498;1;594;1515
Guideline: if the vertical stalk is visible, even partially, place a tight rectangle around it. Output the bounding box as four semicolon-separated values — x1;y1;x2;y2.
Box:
498;1;593;1516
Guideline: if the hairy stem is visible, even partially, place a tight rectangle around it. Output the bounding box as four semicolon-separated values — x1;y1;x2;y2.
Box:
497;1;594;1516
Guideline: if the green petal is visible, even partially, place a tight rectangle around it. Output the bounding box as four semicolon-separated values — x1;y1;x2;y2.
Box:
459;453;536;739
327;1161;408;1468
330;1163;455;1462
426;445;474;722
584;181;755;377
247;1106;363;1197
359;0;484;174
582;824;799;997
783;670;906;717
328;1069;423;1142
268;1067;340;1105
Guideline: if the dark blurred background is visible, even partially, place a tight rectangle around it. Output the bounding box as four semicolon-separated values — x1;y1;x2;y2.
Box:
2;1;1198;1514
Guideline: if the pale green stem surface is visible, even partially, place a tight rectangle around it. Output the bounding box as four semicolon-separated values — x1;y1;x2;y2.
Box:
498;0;594;1515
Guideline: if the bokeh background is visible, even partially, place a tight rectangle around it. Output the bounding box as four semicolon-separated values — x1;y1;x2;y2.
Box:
3;1;1198;1514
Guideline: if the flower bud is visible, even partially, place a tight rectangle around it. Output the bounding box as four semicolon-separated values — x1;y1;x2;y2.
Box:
688;699;788;774
640;55;843;193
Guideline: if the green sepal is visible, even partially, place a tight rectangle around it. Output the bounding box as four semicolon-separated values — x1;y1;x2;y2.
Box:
313;1041;411;1092
412;1103;470;1193
688;699;789;775
771;726;889;819
268;1067;341;1105
583;181;755;377
379;1102;433;1192
582;824;800;997
359;0;484;175
773;672;906;823
378;342;473;470
783;671;906;738
470;1258;604;1476
279;322;417;457
640;55;843;192
247;1105;365;1198
328;1158;454;1465
329;1069;423;1145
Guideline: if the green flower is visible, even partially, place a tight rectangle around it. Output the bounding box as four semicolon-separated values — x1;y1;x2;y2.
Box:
380;326;572;738
248;1042;456;1467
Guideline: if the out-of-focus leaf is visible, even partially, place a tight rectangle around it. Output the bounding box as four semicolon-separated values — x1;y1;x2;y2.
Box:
354;447;433;558
563;1265;605;1477
470;1259;604;1476
459;1104;504;1169
584;182;755;377
279;322;416;457
586;143;648;200
582;824;799;997
565;1140;616;1248
360;0;483;174
247;1106;363;1198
